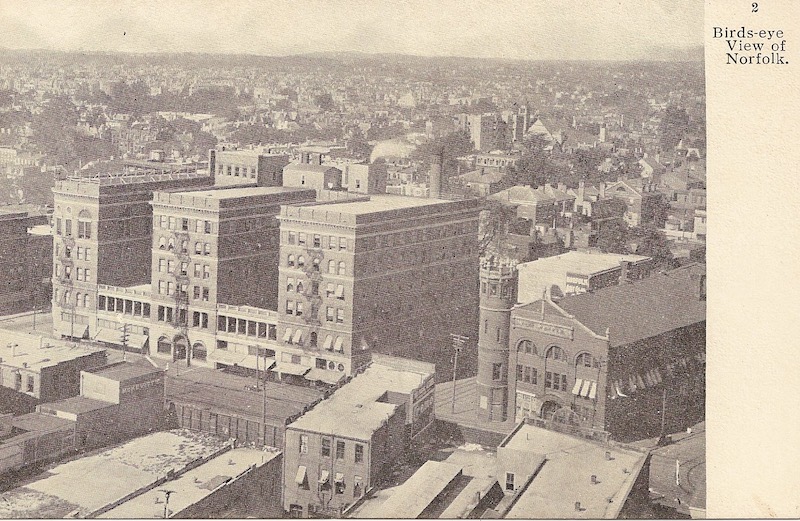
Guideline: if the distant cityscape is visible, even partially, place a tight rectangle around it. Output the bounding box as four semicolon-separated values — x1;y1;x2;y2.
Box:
0;48;705;519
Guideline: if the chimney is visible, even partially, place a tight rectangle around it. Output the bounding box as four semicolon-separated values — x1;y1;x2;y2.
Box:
591;475;598;485
605;451;613;461
578;180;585;202
599;182;606;199
575;502;582;512
620;260;632;283
429;153;442;199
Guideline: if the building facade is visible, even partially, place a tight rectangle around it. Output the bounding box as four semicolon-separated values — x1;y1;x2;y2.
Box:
276;195;480;378
51;170;212;341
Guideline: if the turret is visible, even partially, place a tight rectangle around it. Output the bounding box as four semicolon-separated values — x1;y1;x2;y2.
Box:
476;257;518;422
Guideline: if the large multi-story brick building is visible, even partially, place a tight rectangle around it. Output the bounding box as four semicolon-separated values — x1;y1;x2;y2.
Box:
146;186;316;363
277;194;480;378
0;205;52;315
50;158;481;383
476;261;706;441
51;170;212;340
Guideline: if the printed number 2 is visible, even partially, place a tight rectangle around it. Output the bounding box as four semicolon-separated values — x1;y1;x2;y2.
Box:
752;2;758;12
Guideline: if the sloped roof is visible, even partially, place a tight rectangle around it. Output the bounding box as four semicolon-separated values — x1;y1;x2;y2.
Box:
555;263;706;347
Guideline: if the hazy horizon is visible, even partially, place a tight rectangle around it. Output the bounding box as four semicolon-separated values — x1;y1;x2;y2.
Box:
0;0;703;61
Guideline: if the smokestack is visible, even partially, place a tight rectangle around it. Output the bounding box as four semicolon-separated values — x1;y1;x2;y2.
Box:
599;182;606;199
429;153;442;199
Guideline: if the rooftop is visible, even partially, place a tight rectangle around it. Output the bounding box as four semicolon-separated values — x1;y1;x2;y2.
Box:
553;263;706;347
0;330;105;372
39;396;115;415
288;359;433;440
176;185;305;200
86;361;163;382
303;194;451;215
517;250;650;278
98;447;281;518
502;425;647;519
166;367;323;423
0;429;229;518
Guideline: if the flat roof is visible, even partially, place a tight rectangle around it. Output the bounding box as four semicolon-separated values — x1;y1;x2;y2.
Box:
99;447;281;518
517;251;650;276
40;396;115;415
9;411;75;434
87;361;163;382
355;461;463;518
177;185;306;200
0;429;229;518
288;361;433;440
312;194;451;215
166;367;322;423
28;224;52;236
0;331;104;371
503;425;647;519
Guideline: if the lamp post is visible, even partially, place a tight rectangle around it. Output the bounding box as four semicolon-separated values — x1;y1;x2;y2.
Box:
159;489;175;519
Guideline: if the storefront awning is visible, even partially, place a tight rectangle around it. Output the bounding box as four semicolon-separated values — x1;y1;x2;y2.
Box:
295;466;307;485
94;328;148;350
272;362;311;376
333;337;343;352
238;356;276;371
209;350;247;366
334;285;344;298
580;380;593;398
305;368;345;385
588;381;597;400
282;328;293;342
319;470;329;484
322;335;333;350
571;378;584;395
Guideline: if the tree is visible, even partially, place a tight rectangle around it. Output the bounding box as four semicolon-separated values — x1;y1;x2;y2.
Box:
628;225;676;269
478;198;518;257
596;218;629;254
659;105;690;150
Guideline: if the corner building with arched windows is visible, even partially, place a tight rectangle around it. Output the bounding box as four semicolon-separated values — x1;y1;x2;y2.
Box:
477;262;706;441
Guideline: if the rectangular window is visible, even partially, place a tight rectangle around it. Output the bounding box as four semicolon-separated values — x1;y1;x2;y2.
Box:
181;218;188;231
336;440;345;460
561;374;568;392
158;305;165;322
26;375;35;393
492;363;502;381
159;281;166;294
85;247;92;262
194;264;201;277
531;368;538;384
524;366;531;383
313;234;321;248
354;444;364;463
299;435;308;454
336;309;344;324
192;311;200;327
545;371;552;389
326;306;334;322
204;221;212;234
339;237;347;251
288;231;296;245
76;247;83;260
506;472;515;491
286;301;294;315
193;286;200;300
65;219;72;236
298;232;307;245
296;302;303;317
202;288;209;301
168;216;175;230
321;438;331;457
204;243;211;256
329;235;337;250
143;303;151;317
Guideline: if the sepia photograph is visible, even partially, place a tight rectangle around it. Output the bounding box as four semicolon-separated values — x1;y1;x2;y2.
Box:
0;0;719;518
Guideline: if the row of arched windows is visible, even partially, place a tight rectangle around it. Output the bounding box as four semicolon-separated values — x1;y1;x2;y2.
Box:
516;339;601;368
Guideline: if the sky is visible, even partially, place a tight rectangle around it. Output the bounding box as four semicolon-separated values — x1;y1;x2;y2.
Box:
0;0;704;60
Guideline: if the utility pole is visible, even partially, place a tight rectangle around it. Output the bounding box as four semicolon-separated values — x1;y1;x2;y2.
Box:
450;334;468;414
660;387;668;438
117;314;129;362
